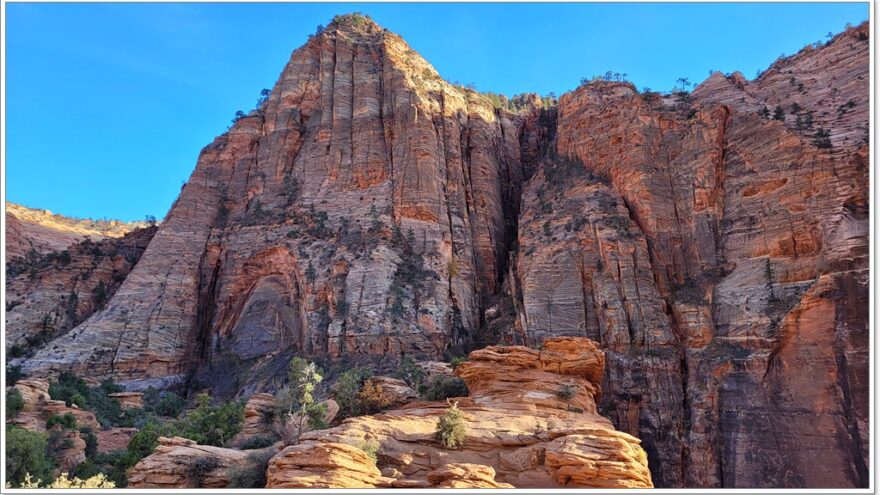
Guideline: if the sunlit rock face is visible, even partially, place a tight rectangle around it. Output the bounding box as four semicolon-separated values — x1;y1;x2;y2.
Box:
12;16;868;489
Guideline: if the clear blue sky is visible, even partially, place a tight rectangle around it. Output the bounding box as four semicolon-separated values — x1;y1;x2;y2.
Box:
6;2;868;222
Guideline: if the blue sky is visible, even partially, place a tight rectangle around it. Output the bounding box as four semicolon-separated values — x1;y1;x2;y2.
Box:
5;2;869;222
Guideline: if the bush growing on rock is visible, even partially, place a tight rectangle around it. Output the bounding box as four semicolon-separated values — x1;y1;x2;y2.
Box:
274;357;325;443
436;400;466;450
227;449;275;489
46;412;78;430
357;380;393;414
5;425;53;487
556;384;576;411
423;376;469;401
143;387;185;417
332;366;373;418
240;434;277;450
6;388;23;418
174;393;245;447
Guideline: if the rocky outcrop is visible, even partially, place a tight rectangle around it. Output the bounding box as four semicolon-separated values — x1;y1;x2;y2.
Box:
267;441;389;488
363;376;418;407
20;14;533;394
267;337;652;488
11;14;867;489
128;436;278;488
108;392;144;410
5;202;149;260
426;463;514;488
521;22;869;488
238;393;276;438
12;378;51;412
96;427;138;453
5;226;156;356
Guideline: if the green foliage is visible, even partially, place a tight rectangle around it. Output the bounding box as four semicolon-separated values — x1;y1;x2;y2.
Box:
121;421;165;468
143;387;185;417
275;357;324;442
423;376;469;401
227;449;275;489
332;367;374;418
6;388;23;418
773;105;785;121
449;356;466;370
5;426;53;487
359;439;379;465
332;11;372;28
173;393;244;447
240;434;278;450
91;280;108;308
46;412;78;430
80;426;98;459
395;356;425;391
436;401;466;450
812;128;833;149
48;371;90;407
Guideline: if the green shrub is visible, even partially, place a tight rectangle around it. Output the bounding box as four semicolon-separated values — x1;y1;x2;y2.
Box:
7;365;23;385
6;388;24;418
227;450;275;489
173;393;244;447
122;421;166;468
5;425;53;487
423;376;469;401
46;412;78;430
359;439;379;465
332;367;373;418
395;356;425;391
449;356;466;370
143;387;186;417
80;427;98;458
240;435;277;450
48;371;91;406
436;401;466;449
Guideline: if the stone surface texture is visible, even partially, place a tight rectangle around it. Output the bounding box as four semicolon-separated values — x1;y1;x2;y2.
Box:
7;16;868;489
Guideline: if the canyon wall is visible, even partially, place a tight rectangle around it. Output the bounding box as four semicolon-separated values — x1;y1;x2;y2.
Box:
9;17;868;488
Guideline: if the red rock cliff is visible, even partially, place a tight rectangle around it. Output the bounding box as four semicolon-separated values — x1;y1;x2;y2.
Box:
13;16;868;489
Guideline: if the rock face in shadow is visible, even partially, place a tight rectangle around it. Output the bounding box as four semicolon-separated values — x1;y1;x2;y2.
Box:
266;337;652;489
9;15;868;489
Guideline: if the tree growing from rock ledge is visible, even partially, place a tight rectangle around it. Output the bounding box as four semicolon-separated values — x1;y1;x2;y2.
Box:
275;357;326;443
436;400;466;449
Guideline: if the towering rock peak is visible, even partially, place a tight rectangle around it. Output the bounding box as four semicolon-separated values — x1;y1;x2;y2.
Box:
8;15;868;490
20;13;528;394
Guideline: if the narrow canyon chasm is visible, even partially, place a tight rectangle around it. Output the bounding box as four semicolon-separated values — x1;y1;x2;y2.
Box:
7;16;868;489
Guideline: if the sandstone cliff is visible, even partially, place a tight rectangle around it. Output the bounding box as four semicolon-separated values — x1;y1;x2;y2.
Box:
10;15;868;489
5;202;149;259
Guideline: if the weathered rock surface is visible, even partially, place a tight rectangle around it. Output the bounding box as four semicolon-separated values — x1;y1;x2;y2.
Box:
5;202;149;259
20;15;532;395
268;337;652;488
108;392;144;410
9;15;867;489
5;226;156;356
525;22;868;488
128;436;278;488
96;427;138;453
363;376;418;407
